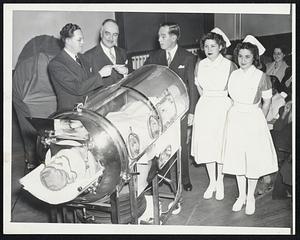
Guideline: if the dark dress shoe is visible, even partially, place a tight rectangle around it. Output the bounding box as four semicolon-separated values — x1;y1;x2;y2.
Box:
183;183;193;191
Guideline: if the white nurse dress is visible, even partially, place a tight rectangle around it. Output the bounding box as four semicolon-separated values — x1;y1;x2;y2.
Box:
222;65;278;178
191;54;236;164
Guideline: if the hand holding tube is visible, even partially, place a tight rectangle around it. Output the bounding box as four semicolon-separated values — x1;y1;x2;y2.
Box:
113;64;128;76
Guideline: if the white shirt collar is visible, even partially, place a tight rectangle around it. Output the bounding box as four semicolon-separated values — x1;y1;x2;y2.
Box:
202;53;224;67
100;41;116;58
166;44;178;61
239;65;256;75
274;61;284;68
64;48;77;62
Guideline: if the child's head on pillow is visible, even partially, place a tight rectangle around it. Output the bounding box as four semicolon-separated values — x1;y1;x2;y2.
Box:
40;154;77;191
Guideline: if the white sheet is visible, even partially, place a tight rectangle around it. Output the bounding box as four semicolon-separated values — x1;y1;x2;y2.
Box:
19;151;103;205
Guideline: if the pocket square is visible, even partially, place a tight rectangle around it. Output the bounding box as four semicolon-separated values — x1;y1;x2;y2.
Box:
178;65;185;69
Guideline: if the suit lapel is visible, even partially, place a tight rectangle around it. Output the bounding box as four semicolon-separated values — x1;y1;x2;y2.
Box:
97;44;114;65
170;47;181;69
160;49;168;66
115;47;126;65
61;50;85;79
77;53;88;73
115;47;121;64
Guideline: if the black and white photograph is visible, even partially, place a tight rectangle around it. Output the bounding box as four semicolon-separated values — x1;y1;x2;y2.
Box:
3;3;295;235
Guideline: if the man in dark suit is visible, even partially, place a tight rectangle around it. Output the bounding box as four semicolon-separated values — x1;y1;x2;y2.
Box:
84;19;129;86
144;22;198;191
48;23;114;111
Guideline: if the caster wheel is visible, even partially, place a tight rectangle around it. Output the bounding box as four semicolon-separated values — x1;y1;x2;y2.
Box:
168;201;181;215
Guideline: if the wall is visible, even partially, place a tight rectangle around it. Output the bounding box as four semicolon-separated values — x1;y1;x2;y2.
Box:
214;14;237;40
12;11;292;68
214;13;292;40
165;13;214;47
116;12;213;55
12;11;114;69
241;14;292;37
116;12;165;53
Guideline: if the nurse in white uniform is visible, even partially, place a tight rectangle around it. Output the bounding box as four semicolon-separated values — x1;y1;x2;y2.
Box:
222;35;278;215
191;28;237;200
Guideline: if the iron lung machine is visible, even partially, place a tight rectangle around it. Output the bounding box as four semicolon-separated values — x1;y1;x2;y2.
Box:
20;64;189;224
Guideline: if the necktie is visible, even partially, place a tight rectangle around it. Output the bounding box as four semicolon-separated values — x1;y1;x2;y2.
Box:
75;55;82;67
109;48;116;64
167;51;172;66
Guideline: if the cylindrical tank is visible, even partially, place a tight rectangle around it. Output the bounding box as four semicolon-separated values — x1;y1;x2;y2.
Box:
21;64;189;204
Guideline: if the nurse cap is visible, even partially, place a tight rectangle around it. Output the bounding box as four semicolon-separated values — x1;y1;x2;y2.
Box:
211;27;231;48
243;35;265;55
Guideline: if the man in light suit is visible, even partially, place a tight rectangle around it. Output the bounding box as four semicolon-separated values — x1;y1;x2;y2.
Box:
84;19;129;86
144;22;198;191
48;23;113;111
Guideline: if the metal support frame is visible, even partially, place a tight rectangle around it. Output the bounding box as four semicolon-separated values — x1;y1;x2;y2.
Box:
49;131;182;225
110;191;120;224
151;148;182;225
50;173;143;224
50;188;123;224
129;168;138;224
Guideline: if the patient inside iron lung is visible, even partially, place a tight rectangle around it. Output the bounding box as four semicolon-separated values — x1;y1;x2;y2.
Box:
39;85;185;190
104;85;185;156
40;146;103;191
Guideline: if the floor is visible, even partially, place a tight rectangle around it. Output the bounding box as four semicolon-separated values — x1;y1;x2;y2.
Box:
9;108;293;234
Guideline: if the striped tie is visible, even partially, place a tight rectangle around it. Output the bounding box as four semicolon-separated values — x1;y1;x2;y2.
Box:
167;51;172;66
109;48;116;64
75;55;82;67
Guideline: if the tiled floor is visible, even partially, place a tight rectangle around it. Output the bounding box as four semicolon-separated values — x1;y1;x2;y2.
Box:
9;109;293;232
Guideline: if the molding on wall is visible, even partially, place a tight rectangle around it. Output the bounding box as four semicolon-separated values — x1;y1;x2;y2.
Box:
234;14;242;40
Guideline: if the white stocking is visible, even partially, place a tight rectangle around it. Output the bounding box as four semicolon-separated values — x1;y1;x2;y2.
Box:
206;162;216;186
247;179;258;200
215;163;224;200
232;175;247;211
203;162;217;199
216;163;224;184
245;178;258;215
236;175;246;199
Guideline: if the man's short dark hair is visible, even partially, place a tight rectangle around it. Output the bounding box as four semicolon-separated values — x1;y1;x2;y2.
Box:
60;23;81;44
160;22;180;39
